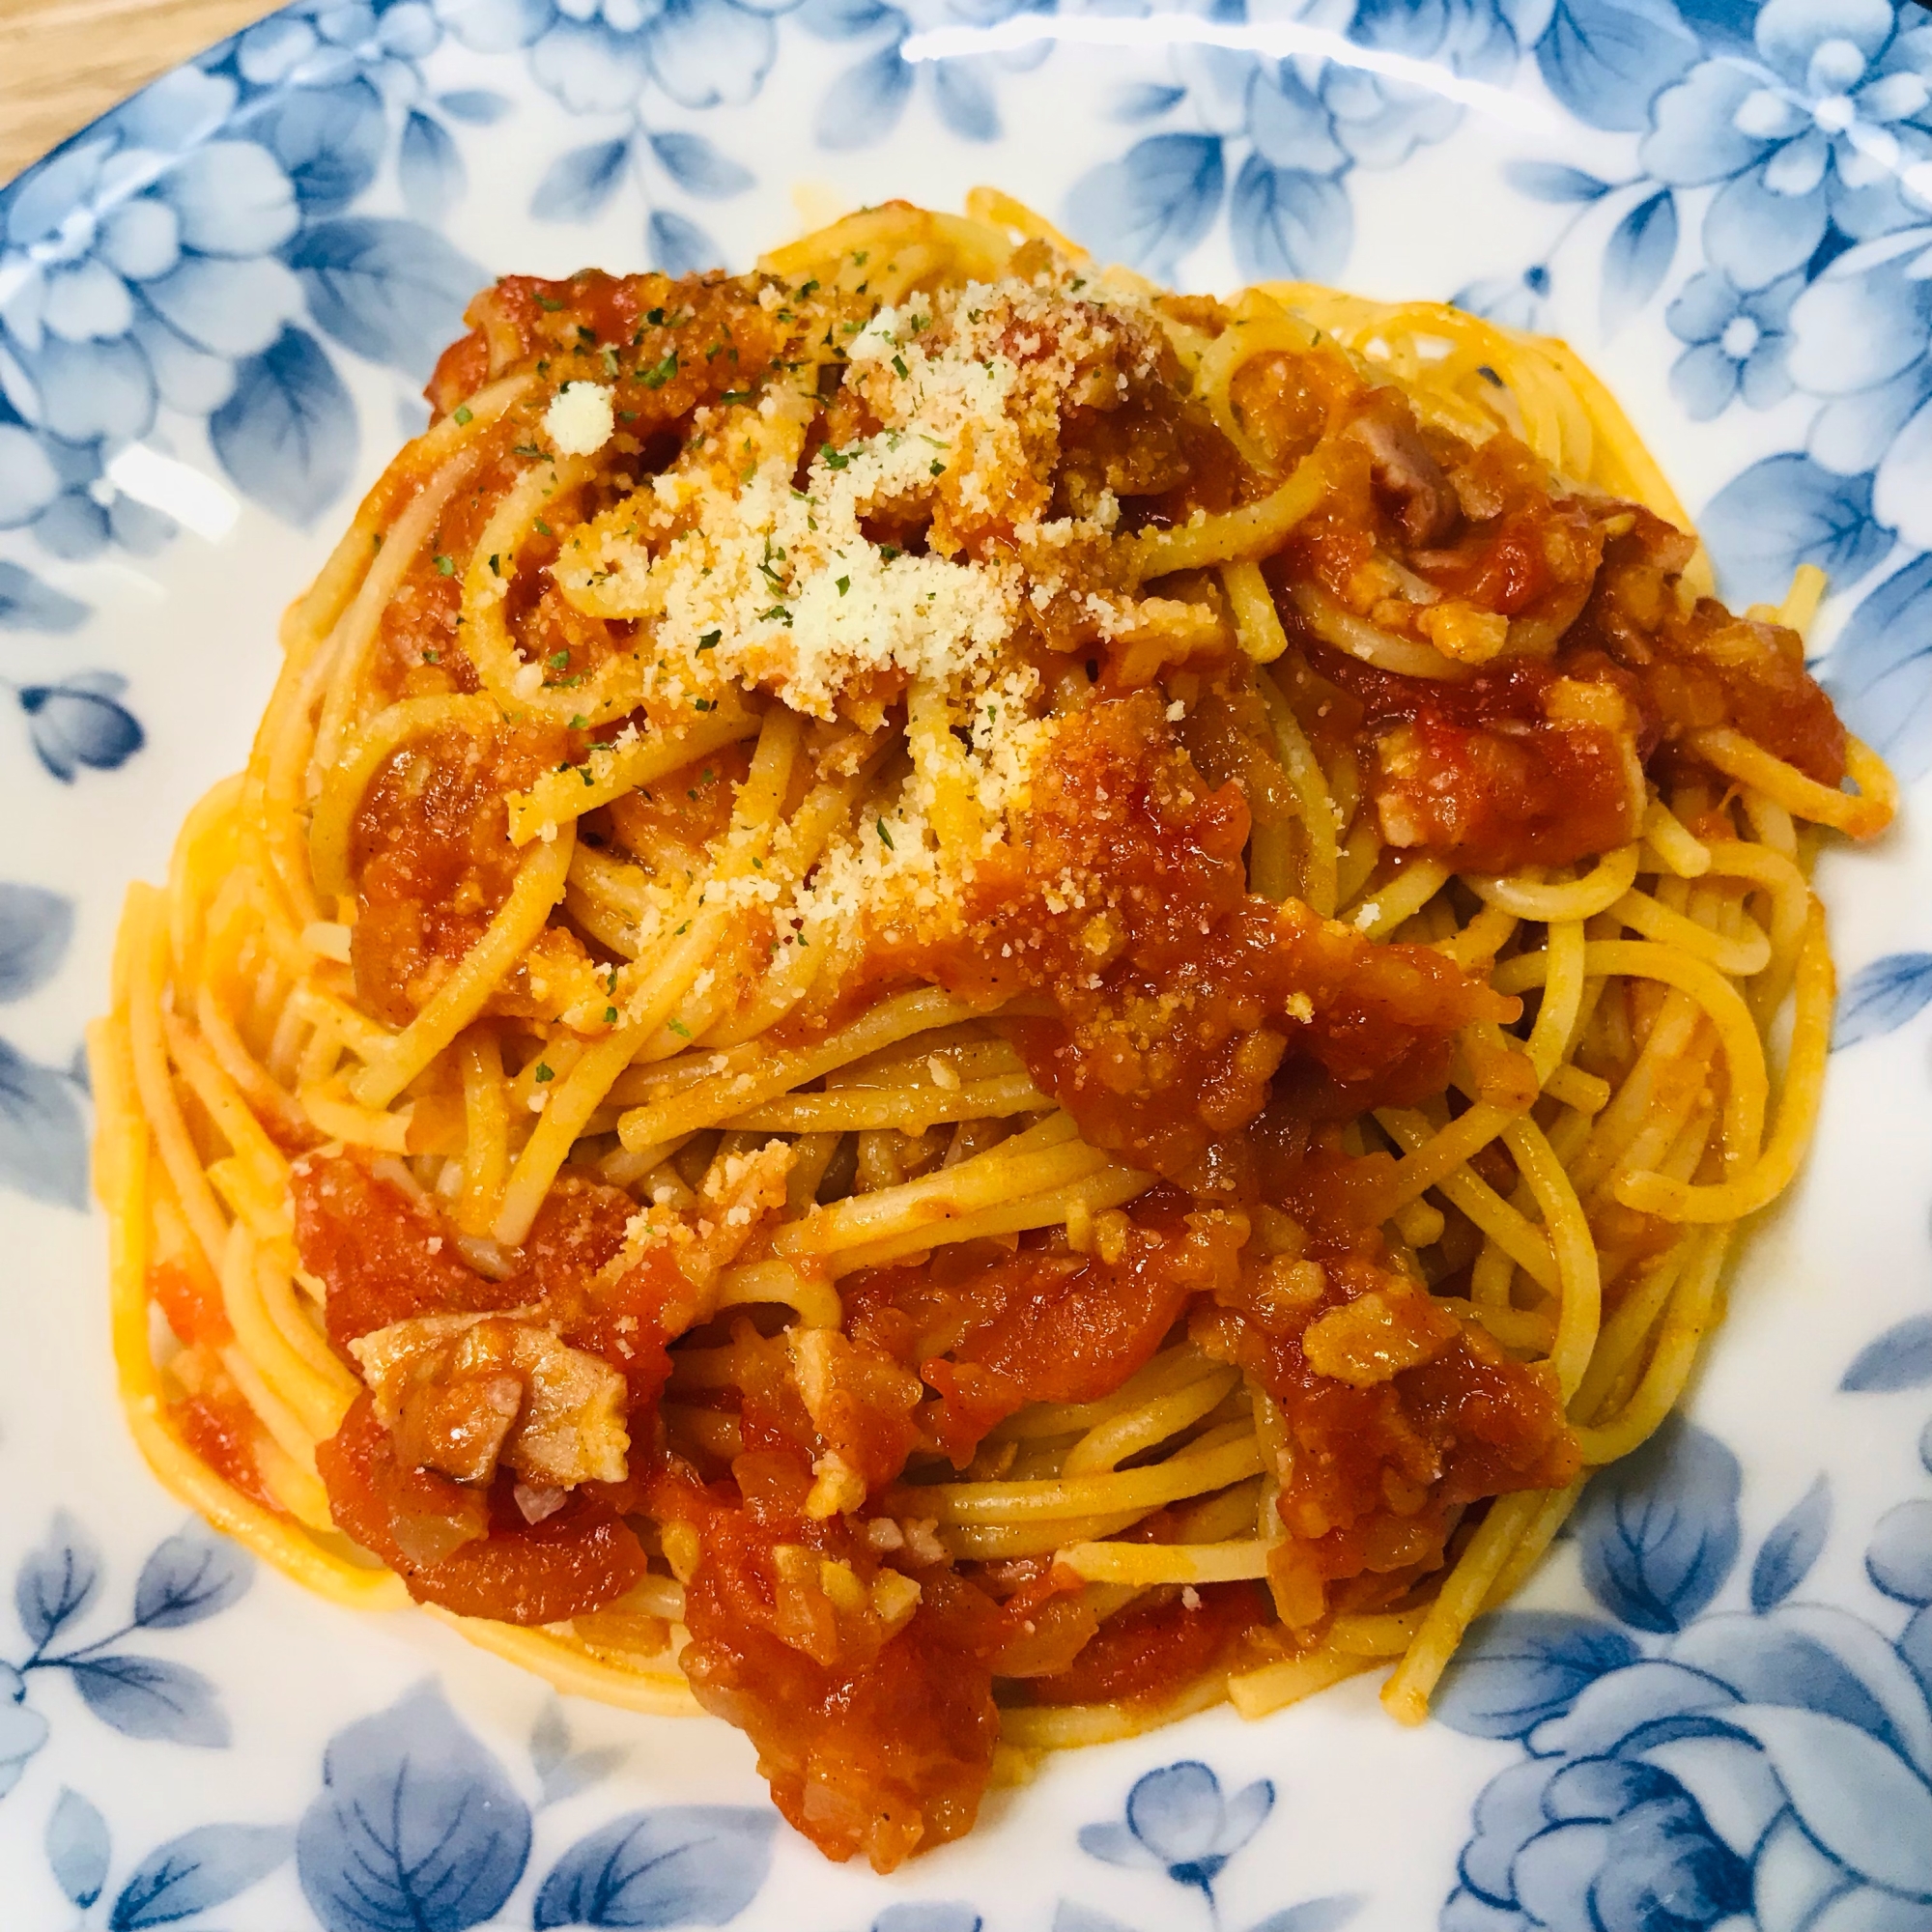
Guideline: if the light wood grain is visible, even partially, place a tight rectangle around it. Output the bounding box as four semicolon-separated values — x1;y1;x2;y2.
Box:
0;0;282;184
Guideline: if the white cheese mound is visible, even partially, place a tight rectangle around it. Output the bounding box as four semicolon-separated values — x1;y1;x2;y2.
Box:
544;269;1175;943
555;273;1151;722
544;382;615;457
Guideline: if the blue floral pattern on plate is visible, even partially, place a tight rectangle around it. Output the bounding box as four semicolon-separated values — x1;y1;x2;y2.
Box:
4;2;1932;1925
10;1595;1340;1932
1062;1760;1362;1932
1436;1397;1932;1930
1066;0;1539;285
3;1517;253;1798
9;0;1932;775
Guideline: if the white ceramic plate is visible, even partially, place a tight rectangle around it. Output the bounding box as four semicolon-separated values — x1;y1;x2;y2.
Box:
4;2;1932;1926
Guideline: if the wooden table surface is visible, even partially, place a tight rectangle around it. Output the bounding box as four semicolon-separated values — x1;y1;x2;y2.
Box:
1;0;281;184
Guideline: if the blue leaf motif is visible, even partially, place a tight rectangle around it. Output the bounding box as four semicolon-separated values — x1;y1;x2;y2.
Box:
1577;1416;1742;1633
1229;156;1350;285
1669;0;1752;51
1434;1611;1640;1738
1600;188;1678;336
1114;82;1186;123
1503;160;1610;203
532;1806;777;1930
1834;953;1932;1051
258;79;387;215
16;1511;100;1646
533;140;633;223
648;210;718;279
1904;1605;1932;1715
871;1908;981;1932
437;89;514;125
20;673;143;783
0;1037;88;1208
530;1698;621;1807
1066;134;1226;282
133;1524;252;1630
1701;455;1889;615
210;327;356;528
110;1824;293;1930
0;560;88;633
1535;0;1698;133
544;1747;626;1808
1827;551;1932;784
815;45;915;152
287;218;486;380
47;1788;110;1910
531;1700;569;1780
298;1683;530;1932
1246;1900;1364;1932
400;111;464;226
1901;1600;1932;1739
0;886;73;1003
1841;1316;1932;1393
932;60;999;143
70;1655;228;1747
1750;1474;1832;1612
646;131;753;201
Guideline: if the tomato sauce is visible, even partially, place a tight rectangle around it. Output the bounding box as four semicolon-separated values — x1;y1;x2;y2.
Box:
1026;1581;1265;1707
348;720;567;1026
176;1390;279;1514
1312;646;1650;872
657;1467;1003;1871
892;692;1510;1179
293;1152;526;1347
1197;1129;1578;1626
149;1254;228;1352
848;1186;1234;1465
296;1152;688;1406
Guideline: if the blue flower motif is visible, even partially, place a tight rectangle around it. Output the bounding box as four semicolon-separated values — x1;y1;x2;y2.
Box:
234;0;443;101
1067;0;1532;284
0;66;302;550
228;1;477;222
803;0;1048;154
1441;1409;1932;1932
1080;1761;1275;1902
1444;1601;1932;1930
1785;221;1932;549
1641;0;1932;290
436;0;797;119
1664;267;1801;420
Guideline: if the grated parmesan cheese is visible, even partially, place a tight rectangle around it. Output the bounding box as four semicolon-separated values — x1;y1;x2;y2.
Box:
533;269;1188;944
544;382;615;457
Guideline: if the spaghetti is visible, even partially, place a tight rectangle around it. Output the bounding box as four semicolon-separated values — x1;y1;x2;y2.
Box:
91;193;1894;1869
